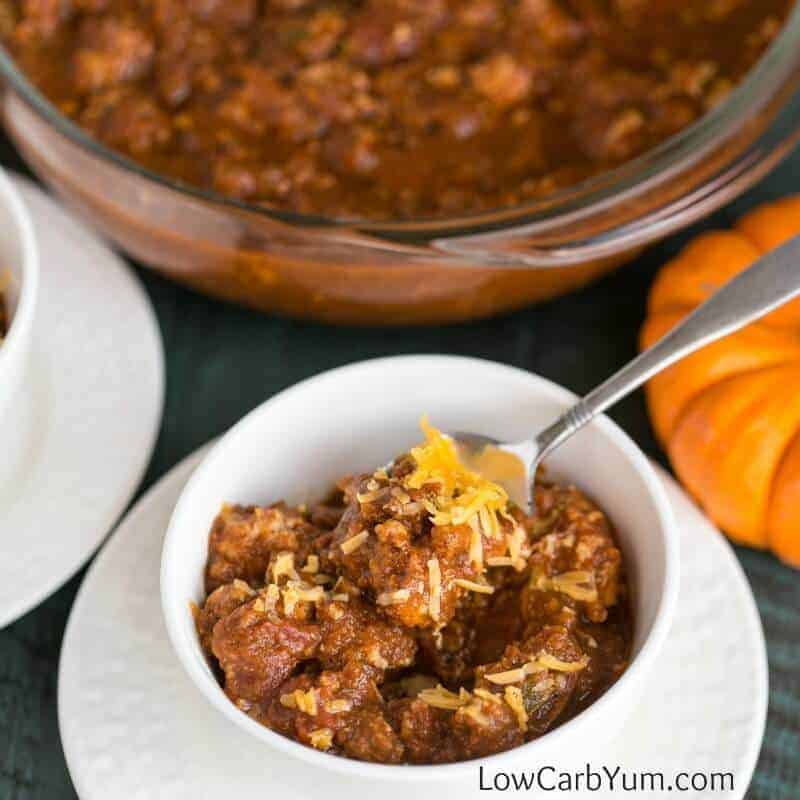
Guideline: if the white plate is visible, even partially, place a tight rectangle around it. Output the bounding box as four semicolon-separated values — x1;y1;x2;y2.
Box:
0;177;164;627
59;446;767;800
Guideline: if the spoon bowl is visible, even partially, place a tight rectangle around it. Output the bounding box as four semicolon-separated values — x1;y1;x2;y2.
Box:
453;433;535;509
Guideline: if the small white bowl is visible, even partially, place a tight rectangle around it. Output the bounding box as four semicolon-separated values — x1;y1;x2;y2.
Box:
0;170;38;449
161;355;679;782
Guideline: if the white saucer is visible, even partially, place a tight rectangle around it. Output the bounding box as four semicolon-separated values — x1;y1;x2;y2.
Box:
58;447;767;800
0;177;164;627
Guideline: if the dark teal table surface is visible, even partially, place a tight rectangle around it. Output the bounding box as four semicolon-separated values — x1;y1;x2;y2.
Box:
0;139;798;799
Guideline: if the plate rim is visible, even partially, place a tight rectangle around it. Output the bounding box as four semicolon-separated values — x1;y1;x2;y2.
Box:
58;445;208;800
58;444;768;799
651;463;769;798
0;176;165;627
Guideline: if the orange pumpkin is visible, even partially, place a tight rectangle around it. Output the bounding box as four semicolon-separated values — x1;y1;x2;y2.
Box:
641;197;800;568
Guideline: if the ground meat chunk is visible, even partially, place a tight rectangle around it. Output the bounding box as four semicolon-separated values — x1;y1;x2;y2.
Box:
470;54;532;108
14;0;66;40
187;0;256;29
475;626;584;737
193;578;254;656
322;126;381;177
523;482;623;625
309;501;346;531
329;459;515;630
295;8;347;62
205;502;321;592
416;588;522;686
211;597;321;706
151;15;224;106
451;692;523;759
570;619;630;711
210;158;259;200
317;596;417;673
264;660;401;760
387;697;458;763
336;706;405;763
72;17;154;92
518;0;585;49
415;605;480;686
344;0;448;68
80;88;172;156
389;682;523;762
217;65;324;140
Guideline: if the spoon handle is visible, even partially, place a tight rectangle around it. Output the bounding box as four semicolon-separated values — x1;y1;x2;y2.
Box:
535;234;800;462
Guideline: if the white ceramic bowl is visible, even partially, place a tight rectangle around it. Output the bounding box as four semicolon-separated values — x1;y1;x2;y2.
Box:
161;355;679;782
0;170;38;446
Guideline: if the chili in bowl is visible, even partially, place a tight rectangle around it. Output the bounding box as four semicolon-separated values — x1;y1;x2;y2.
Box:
161;355;678;780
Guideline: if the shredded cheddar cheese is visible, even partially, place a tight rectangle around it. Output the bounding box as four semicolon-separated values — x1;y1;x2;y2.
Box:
418;684;468;710
483;666;530;685
340;531;369;554
487;556;515;567
549;571;599;602
468;518;484;569
324;699;352;714
536;653;589;673
404;420;511;536
504;686;528;731
263;583;280;609
453;578;494;594
281;581;326;615
232;579;255;595
459;701;490;726
367;646;389;669
506;524;528;571
428;558;442;621
484;652;587;685
376;588;411;606
474;688;503;705
309;728;333;750
271;552;300;583
252;597;266;613
280;689;318;715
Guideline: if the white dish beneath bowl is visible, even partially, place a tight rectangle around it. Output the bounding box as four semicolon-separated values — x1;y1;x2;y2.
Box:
0;177;164;627
58;445;767;800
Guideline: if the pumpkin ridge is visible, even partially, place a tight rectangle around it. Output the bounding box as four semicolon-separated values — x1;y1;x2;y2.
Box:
736;196;800;254
669;364;800;548
643;196;800;567
646;231;760;316
648;359;800;449
757;383;800;563
736;196;800;329
766;429;800;567
642;311;800;444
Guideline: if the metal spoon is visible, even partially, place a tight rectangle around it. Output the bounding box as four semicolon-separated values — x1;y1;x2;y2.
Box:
455;235;800;512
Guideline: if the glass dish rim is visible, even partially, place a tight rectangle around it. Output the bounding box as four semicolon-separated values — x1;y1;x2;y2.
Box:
1;5;799;237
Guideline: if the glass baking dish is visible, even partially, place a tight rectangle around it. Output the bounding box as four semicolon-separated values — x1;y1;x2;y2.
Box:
1;7;799;325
